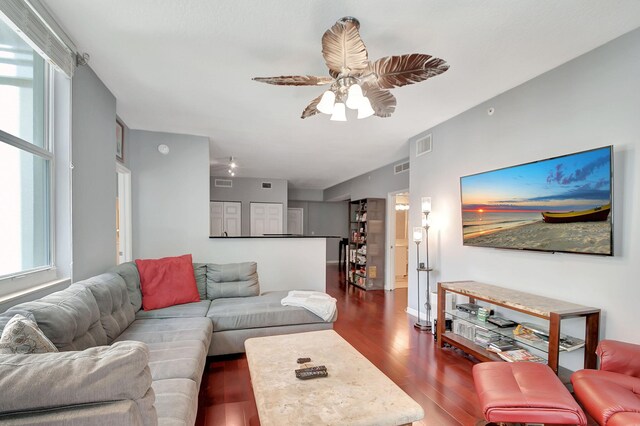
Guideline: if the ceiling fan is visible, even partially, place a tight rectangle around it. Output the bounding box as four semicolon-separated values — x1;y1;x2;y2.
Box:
253;17;449;121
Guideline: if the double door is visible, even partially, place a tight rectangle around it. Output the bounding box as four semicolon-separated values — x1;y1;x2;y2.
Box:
210;201;242;236
250;202;283;236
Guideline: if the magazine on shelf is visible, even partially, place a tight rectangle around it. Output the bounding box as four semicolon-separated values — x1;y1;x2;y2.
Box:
497;348;546;363
516;323;586;352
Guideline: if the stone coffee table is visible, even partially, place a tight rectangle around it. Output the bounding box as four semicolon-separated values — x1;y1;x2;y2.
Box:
245;329;424;425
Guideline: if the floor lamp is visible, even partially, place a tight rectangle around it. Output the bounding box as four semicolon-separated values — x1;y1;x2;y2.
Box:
421;197;433;332
413;226;430;331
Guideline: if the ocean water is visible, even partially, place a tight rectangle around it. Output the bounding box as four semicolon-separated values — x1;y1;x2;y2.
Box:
462;211;541;237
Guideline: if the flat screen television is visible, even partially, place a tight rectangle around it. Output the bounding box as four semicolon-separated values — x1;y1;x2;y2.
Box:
460;146;613;256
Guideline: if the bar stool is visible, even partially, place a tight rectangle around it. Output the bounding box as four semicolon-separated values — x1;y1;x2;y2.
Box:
338;237;349;267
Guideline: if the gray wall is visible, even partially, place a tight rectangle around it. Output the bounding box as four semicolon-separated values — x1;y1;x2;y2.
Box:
71;65;117;280
210;176;288;235
408;28;640;362
288;188;323;201
323;158;410;201
130;130;210;258
288;200;349;261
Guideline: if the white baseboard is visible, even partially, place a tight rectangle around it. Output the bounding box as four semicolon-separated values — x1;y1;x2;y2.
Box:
405;307;428;321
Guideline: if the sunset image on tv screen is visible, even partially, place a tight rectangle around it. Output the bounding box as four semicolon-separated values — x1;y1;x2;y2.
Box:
460;146;612;255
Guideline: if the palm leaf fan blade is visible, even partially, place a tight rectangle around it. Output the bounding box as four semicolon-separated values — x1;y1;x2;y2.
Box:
362;86;396;118
301;94;324;119
321;19;368;75
253;75;334;86
367;53;449;89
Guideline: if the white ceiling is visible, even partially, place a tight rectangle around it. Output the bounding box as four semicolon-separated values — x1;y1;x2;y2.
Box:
43;1;640;189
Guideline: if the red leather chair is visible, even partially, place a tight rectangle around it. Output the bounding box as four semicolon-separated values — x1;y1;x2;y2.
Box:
572;340;640;425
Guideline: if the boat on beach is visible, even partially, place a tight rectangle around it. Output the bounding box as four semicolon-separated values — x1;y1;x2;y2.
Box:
541;203;611;224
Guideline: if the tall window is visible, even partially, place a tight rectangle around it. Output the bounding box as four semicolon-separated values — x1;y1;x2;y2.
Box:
0;17;52;278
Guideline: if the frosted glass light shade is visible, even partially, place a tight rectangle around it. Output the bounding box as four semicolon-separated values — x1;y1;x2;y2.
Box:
346;84;364;109
317;90;336;114
413;227;423;242
357;97;375;119
421;197;432;213
330;102;347;121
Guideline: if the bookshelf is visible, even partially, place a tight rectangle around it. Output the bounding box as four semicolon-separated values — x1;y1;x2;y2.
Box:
347;198;385;290
436;281;600;375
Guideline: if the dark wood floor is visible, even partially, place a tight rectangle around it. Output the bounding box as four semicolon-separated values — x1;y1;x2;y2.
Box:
196;264;485;426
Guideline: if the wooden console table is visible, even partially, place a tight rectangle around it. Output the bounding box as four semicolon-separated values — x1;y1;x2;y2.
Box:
436;281;600;374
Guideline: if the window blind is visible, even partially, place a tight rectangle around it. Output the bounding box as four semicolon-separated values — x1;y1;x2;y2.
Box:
0;0;75;77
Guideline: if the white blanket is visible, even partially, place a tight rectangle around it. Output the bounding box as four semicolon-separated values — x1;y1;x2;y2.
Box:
281;291;337;322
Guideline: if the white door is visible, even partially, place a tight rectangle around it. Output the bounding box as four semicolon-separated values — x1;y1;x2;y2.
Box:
287;208;303;235
116;164;132;264
251;203;283;236
210;202;224;236
223;202;242;236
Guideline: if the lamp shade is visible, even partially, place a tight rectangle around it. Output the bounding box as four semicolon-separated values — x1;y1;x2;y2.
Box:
413;227;423;242
346;84;364;109
357;97;375;119
317;90;336;114
330;102;347;121
421;197;432;213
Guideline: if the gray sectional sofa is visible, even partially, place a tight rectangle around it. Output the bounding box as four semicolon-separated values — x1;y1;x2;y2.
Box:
0;261;335;425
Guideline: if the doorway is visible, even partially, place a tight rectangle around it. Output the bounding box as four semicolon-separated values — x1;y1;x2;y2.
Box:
393;193;409;288
116;164;132;264
385;189;410;295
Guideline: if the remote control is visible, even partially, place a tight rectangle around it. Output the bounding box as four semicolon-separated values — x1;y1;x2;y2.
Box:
296;369;328;380
295;365;327;374
297;357;311;364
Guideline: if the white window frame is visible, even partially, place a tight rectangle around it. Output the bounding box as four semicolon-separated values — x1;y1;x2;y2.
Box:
0;48;57;295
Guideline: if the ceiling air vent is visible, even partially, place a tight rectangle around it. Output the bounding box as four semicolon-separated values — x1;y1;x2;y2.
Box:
262;182;272;189
415;133;432;157
214;179;232;188
394;161;410;175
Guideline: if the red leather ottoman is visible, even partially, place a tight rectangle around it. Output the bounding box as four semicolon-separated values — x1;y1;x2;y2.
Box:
473;362;587;425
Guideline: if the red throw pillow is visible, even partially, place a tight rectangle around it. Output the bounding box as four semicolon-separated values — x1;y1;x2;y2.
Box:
135;254;200;310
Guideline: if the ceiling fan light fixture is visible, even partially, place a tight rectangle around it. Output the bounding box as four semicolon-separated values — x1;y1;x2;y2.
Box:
357;97;375;119
330;102;347;121
317;90;336;114
253;16;449;120
346;84;364;109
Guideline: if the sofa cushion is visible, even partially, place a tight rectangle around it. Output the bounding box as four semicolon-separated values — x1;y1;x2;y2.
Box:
0;341;156;426
110;262;143;312
136;254;200;310
152;378;198;426
147;340;208;387
77;273;136;344
7;284;107;351
206;262;259;299
193;263;207;300
135;300;211;320
572;369;640;426
0;314;58;354
115;317;213;349
206;291;328;332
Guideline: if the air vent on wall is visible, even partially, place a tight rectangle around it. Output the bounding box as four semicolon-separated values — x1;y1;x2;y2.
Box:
415;133;432;157
262;182;272;189
394;161;410;174
214;179;232;188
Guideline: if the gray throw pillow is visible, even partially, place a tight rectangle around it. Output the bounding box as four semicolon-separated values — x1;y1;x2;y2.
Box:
0;314;58;354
